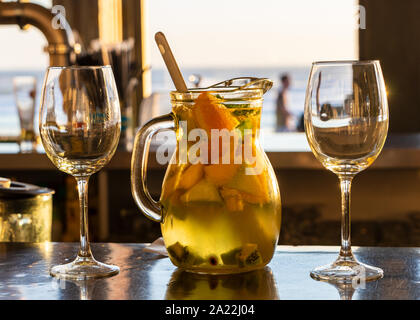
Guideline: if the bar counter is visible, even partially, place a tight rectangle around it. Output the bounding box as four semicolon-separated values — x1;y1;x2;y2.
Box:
2;133;420;170
0;243;418;300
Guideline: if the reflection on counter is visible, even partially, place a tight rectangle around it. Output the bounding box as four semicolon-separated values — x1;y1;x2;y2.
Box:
0;243;418;300
165;267;279;300
328;282;357;300
57;279;103;300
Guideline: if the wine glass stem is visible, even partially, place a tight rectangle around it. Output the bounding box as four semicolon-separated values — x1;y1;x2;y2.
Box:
339;175;353;258
76;176;92;258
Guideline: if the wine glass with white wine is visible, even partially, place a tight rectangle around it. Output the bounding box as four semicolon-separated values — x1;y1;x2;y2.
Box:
304;60;388;283
39;66;121;280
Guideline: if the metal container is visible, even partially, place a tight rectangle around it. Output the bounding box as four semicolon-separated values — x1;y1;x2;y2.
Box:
0;181;54;242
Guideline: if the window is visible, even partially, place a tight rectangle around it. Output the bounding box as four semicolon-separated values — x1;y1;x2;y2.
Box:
148;0;358;137
0;0;52;142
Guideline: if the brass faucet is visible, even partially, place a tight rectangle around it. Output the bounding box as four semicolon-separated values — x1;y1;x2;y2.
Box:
0;1;75;66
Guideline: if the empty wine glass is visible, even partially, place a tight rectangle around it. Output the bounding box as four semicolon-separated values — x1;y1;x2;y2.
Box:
39;66;121;279
304;60;388;283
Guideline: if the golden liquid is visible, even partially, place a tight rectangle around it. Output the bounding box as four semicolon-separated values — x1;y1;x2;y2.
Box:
20;128;36;142
307;118;388;174
160;103;281;274
165;268;279;300
40;123;120;176
19;128;37;152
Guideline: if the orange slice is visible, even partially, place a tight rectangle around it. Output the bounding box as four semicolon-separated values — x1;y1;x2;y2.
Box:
192;92;239;132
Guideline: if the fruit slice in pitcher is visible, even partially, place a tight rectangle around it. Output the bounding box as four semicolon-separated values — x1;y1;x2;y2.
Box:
161;163;189;200
178;163;204;190
192;93;239;132
180;179;222;203
204;163;240;186
220;187;244;212
220;243;263;267
225;167;270;204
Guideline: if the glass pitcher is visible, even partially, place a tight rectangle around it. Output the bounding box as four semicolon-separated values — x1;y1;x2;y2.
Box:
131;77;281;274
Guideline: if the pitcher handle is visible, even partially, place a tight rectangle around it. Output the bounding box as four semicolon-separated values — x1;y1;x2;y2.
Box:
131;113;175;222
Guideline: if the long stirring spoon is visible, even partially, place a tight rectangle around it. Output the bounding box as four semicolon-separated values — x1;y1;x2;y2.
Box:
154;32;188;92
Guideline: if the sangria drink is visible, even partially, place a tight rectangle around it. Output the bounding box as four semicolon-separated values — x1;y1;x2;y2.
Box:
131;78;281;274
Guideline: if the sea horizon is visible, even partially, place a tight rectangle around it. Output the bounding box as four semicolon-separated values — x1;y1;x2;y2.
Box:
0;65;311;136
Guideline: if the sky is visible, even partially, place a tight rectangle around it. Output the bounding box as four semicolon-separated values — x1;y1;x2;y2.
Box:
0;0;358;70
148;0;358;68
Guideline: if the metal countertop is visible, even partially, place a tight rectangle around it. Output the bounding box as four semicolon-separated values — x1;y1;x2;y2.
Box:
0;243;418;300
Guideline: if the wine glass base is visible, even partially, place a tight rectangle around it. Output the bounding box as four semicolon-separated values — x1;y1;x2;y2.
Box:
50;255;119;280
310;255;383;284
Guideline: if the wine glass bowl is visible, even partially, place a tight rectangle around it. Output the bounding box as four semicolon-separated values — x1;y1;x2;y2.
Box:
304;60;388;283
39;66;121;280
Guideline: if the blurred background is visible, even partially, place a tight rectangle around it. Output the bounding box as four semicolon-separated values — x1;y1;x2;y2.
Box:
0;0;419;246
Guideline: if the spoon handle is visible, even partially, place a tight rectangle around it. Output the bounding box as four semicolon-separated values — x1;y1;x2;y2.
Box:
155;32;188;93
